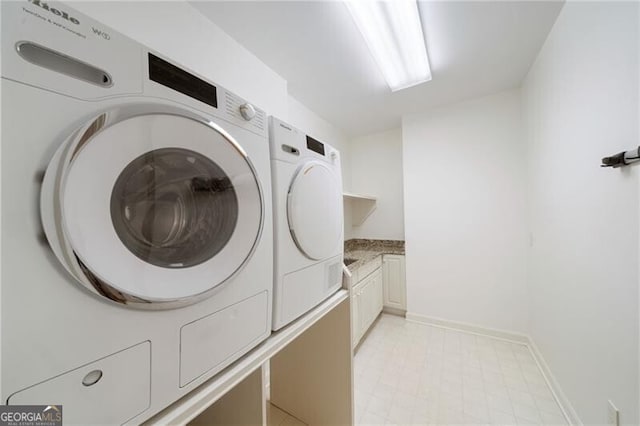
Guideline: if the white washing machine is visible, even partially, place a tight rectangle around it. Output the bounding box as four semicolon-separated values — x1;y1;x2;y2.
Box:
269;117;344;330
1;2;273;424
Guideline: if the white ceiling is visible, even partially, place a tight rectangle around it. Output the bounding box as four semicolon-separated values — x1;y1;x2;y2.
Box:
191;1;564;137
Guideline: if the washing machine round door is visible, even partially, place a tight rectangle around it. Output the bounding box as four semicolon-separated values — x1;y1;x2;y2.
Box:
41;104;264;309
287;160;343;260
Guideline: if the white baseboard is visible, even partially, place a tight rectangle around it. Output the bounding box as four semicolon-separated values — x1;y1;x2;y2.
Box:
382;306;406;317
405;311;582;426
405;312;530;344
527;338;582;426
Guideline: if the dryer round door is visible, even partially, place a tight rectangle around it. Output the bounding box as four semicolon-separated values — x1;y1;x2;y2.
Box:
41;104;264;309
287;160;343;260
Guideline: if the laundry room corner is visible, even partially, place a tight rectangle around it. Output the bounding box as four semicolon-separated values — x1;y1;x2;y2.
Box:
2;0;639;425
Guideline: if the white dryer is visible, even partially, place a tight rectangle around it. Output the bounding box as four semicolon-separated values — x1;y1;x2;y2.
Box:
2;2;272;424
269;117;344;330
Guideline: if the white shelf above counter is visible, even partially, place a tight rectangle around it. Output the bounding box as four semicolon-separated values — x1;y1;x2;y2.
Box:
343;192;377;225
343;191;376;202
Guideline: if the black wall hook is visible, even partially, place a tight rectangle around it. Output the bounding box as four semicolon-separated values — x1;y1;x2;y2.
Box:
601;147;640;168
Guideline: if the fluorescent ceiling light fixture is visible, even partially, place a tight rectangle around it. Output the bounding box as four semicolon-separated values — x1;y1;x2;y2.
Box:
345;0;431;91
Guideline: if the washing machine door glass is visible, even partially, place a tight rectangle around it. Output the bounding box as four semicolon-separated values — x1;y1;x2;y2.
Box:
42;105;263;308
111;148;237;269
287;160;343;260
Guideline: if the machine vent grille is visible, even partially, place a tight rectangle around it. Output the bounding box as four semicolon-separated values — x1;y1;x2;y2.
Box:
327;262;342;289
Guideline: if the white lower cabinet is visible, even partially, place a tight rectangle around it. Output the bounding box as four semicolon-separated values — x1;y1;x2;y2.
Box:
382;254;406;312
351;254;405;348
352;264;383;347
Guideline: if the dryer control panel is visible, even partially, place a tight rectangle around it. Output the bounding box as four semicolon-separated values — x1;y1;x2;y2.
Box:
268;116;340;167
306;135;325;156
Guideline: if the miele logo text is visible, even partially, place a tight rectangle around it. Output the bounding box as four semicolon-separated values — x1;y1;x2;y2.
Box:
27;0;79;25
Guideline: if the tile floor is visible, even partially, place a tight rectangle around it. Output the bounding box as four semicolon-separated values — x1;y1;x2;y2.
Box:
267;403;307;426
354;315;568;425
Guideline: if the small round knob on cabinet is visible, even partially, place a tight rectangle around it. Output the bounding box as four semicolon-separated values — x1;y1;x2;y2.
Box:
239;103;256;121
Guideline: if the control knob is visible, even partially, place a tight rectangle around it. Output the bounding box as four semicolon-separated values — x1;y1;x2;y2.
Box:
239;103;256;121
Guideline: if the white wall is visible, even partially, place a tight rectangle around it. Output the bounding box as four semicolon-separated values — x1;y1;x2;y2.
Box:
349;128;405;241
402;89;529;334
522;2;639;424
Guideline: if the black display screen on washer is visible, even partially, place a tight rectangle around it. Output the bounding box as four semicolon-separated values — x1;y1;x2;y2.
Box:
148;53;217;108
306;136;325;156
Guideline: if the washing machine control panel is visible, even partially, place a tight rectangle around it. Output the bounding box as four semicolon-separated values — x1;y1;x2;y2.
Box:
144;52;266;137
221;90;266;134
148;53;218;109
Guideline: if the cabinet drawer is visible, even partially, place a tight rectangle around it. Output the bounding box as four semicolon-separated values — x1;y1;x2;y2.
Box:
8;341;150;425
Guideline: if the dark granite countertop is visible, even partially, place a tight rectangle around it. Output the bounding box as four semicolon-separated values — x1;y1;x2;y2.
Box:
344;239;405;272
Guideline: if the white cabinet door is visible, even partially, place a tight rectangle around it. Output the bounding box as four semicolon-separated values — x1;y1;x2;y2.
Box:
357;277;370;344
352;281;366;347
351;266;383;348
359;276;372;342
360;268;382;339
382;255;406;311
372;270;383;315
351;287;361;347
